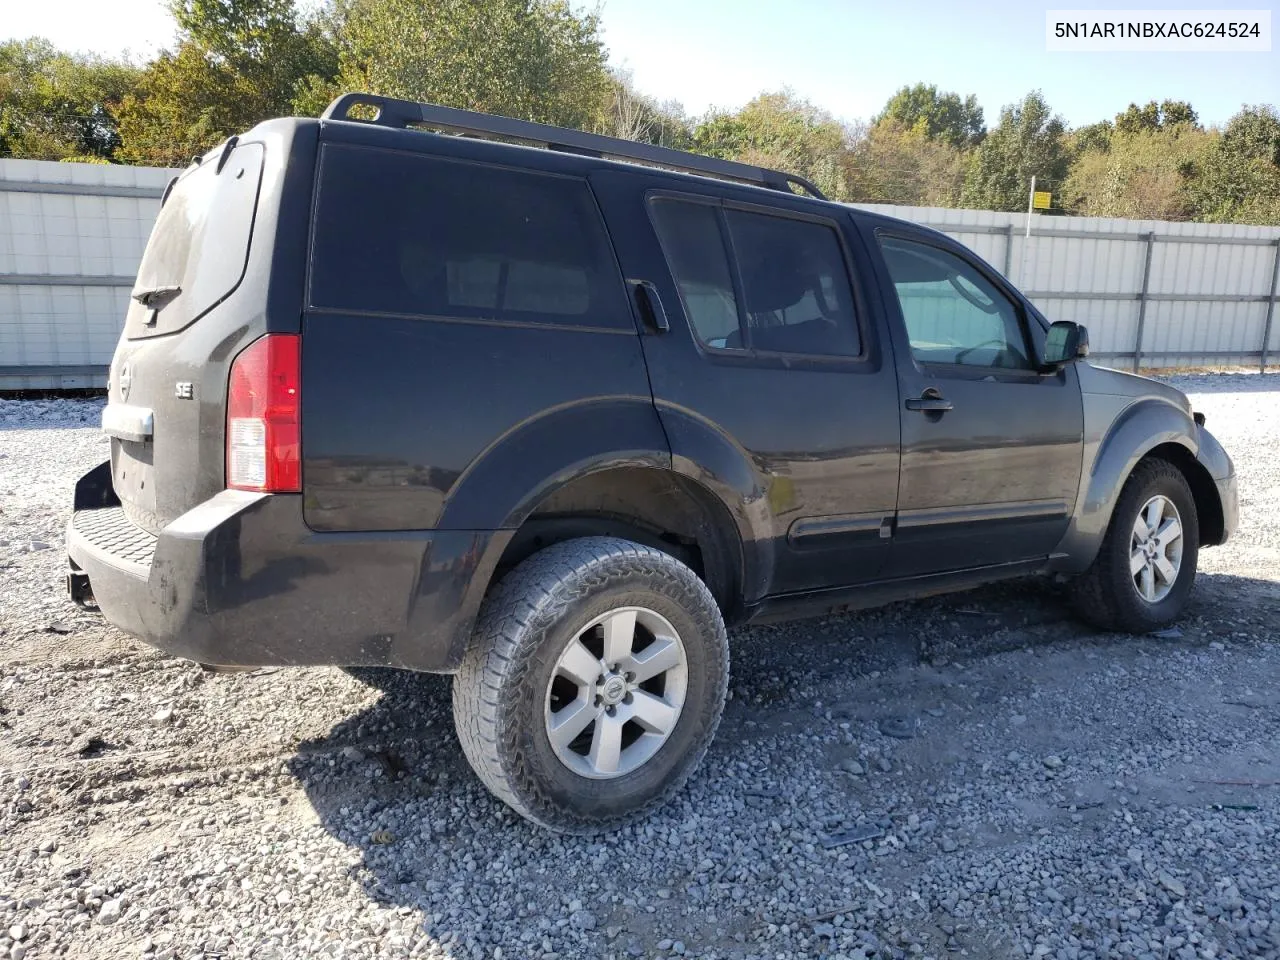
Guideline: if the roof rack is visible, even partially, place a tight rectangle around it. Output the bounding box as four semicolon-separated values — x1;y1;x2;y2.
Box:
320;93;828;201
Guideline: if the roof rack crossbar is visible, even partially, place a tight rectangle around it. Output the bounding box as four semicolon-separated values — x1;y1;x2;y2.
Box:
320;93;827;201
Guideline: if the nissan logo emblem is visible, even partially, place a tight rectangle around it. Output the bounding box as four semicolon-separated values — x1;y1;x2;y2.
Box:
119;363;132;400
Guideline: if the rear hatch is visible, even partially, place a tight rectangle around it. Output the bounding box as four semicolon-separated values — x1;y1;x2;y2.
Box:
105;140;268;534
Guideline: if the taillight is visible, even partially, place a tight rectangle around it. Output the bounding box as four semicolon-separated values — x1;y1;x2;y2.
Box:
226;334;301;492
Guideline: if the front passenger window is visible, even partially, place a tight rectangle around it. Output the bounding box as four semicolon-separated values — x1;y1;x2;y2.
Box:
879;236;1032;369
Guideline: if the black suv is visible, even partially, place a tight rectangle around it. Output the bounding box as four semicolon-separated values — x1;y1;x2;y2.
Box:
67;94;1238;832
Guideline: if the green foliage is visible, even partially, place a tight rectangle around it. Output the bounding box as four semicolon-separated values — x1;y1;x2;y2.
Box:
961;91;1069;211
1186;106;1280;224
692;91;849;199
1063;126;1215;220
332;0;611;131
1114;99;1199;135
1160;100;1199;129
1114;101;1160;135
1218;104;1280;165
844;120;966;206
1070;120;1113;154
114;0;337;165
0;39;141;160
873;83;985;148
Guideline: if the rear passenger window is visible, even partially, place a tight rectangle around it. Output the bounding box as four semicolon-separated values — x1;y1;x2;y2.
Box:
310;145;629;329
649;198;861;358
724;209;860;358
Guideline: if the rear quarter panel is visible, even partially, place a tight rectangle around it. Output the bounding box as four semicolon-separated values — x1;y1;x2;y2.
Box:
300;314;662;530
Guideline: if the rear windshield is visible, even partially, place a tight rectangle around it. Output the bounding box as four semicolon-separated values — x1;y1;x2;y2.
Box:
308;144;630;330
126;142;264;339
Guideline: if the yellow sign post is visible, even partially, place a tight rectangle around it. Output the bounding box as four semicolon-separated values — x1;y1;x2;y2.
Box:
1032;191;1052;210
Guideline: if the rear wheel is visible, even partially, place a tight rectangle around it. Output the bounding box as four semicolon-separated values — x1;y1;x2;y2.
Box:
452;537;728;833
1071;458;1199;633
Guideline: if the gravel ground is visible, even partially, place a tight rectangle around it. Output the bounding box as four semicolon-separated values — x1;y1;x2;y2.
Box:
1;372;1278;960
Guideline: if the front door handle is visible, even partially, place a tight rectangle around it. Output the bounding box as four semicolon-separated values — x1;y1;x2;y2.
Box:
904;388;953;413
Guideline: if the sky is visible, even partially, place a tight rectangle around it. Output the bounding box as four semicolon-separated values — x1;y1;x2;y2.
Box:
4;0;1277;129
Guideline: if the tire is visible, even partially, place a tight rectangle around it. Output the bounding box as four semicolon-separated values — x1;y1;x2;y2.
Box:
1070;457;1199;633
452;536;729;833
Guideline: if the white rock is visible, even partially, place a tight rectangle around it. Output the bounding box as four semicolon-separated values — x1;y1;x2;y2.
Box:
98;899;122;924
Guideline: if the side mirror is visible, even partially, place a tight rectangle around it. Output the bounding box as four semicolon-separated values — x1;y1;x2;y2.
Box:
1042;321;1090;369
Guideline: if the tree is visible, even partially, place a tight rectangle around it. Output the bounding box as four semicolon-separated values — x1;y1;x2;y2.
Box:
114;0;337;165
1160;99;1199;129
1187;105;1280;224
601;71;691;148
1114;100;1161;136
843;119;966;206
1114;99;1199;135
692;91;849;199
0;39;141;160
1218;104;1280;165
1070;120;1113;154
331;0;611;131
1063;126;1214;220
961;91;1069;211
873;83;984;148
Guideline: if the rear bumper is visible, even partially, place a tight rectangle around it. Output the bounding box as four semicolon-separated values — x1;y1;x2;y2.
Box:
66;460;507;671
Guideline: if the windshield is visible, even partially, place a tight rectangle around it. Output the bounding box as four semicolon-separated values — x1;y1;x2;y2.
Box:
126;142;264;339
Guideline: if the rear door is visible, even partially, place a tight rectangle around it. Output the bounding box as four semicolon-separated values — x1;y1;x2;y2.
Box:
104;139;271;533
865;224;1084;577
591;169;901;597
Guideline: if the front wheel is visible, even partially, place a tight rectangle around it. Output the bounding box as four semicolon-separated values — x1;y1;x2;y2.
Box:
452;537;729;833
1070;458;1199;633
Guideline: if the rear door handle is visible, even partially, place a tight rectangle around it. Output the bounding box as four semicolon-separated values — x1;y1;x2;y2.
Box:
904;389;953;413
628;279;670;334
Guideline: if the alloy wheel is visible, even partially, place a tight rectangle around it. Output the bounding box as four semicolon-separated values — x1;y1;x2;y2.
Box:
544;606;689;779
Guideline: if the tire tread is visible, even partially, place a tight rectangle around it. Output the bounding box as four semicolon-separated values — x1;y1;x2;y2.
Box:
1071;457;1199;633
452;536;728;833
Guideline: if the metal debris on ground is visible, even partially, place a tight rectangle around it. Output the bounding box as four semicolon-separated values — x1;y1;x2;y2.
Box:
821;824;885;849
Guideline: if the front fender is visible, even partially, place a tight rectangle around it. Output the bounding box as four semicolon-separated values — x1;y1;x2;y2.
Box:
1051;395;1197;573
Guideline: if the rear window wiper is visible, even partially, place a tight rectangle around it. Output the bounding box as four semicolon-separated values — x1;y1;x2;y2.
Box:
131;285;182;308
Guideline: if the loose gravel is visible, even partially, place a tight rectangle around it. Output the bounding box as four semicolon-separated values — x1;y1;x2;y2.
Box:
1;373;1279;960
